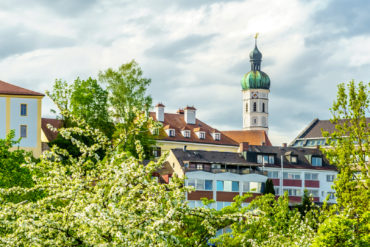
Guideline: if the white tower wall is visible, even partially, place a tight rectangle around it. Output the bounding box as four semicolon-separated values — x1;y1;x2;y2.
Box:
242;88;269;132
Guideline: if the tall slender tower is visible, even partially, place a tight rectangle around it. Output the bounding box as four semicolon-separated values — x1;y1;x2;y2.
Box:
241;34;270;132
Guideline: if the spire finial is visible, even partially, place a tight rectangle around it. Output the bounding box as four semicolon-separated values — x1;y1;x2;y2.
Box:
254;33;259;46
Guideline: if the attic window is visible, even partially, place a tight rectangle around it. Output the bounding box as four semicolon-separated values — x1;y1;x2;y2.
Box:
166;129;175;137
311;156;322;166
182;130;190;138
213;133;221;141
291;155;298;164
199;131;206;139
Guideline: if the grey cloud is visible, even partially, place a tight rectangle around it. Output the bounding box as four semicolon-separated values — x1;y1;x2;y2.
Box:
2;0;99;17
145;34;217;60
0;26;75;59
305;0;370;46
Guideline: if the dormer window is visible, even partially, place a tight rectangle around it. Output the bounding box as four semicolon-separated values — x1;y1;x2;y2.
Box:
257;154;274;164
151;127;160;135
212;132;221;141
165;129;175;137
181;130;190;138
199;131;205;139
291;155;298;164
312;156;322;166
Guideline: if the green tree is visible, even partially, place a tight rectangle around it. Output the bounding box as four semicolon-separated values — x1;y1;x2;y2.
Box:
99;60;155;159
47;77;113;159
263;179;275;195
314;81;370;246
0;131;41;204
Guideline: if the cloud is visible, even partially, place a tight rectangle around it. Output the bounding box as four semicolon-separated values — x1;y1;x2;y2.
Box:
145;34;218;61
0;26;75;59
1;0;370;146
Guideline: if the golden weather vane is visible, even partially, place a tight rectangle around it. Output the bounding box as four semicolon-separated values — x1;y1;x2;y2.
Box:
254;33;259;39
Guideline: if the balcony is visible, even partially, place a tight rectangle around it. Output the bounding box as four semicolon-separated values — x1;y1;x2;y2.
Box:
185;167;267;176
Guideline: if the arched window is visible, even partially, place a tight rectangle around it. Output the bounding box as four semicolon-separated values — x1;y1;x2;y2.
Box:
262;103;265;112
253;102;257;112
246;103;248;112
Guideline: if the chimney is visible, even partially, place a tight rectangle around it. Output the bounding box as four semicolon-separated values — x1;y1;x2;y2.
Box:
177;109;184;114
184;106;196;124
282;143;287;147
155;103;165;122
239;142;249;152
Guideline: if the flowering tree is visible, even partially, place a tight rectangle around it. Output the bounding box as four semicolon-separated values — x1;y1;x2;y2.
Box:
0;112;246;246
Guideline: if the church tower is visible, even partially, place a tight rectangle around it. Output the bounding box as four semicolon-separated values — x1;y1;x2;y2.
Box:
241;34;270;132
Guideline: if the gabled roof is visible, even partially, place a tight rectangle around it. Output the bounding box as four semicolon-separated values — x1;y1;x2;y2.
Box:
222;130;272;146
0;80;44;96
41;118;63;142
246;145;336;171
149;112;238;146
289;118;370;146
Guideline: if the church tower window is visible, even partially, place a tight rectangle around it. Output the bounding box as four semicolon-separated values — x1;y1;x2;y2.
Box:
262;103;265;112
246;103;248;112
253;102;257;112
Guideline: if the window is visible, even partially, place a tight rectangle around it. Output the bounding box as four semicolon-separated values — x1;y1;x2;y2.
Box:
224;181;232;191
183;130;190;138
284;189;301;196
199;132;205;139
243;182;250;192
305;173;318;180
245;103;248;112
262;103;265;112
274;187;280;195
268;171;279;178
216;201;232;210
327;175;335;182
257;155;275;164
268;155;274;164
204;164;211;172
306;190;319;197
312;157;322;166
196;164;203;170
328;192;335;200
253;102;257;112
214;133;221;141
291;155;298;163
212;164;221;169
217;180;239;192
168;129;175;137
217;181;224;191
20;104;27;116
283;172;300;180
205;180;213;190
250;182;262;193
187;179;213;191
232;181;239;192
20;125;27;138
152;147;161;157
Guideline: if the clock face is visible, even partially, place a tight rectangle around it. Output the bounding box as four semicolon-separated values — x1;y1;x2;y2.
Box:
252;93;258;99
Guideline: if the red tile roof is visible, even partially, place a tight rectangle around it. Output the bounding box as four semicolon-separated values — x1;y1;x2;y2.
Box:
149;112;238;146
41;118;63;142
0;80;44;96
222;130;272;146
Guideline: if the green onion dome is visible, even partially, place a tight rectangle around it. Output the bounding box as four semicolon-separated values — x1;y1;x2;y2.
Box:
241;70;270;90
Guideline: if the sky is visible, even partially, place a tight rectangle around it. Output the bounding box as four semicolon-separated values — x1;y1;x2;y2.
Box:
1;0;370;145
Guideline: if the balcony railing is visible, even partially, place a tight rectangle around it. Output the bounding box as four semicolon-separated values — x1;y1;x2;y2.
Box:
185;167;267;176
